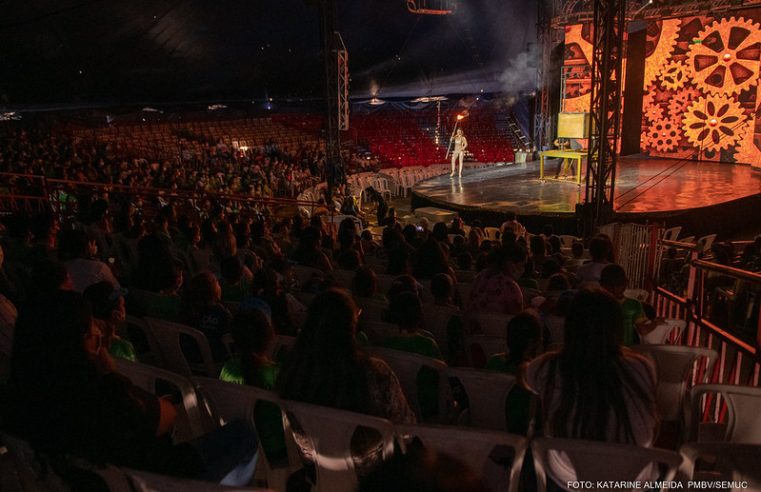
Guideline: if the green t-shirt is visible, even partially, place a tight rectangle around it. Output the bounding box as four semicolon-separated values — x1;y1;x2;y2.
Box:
485;354;532;435
383;333;442;420
220;280;253;303
620;297;647;347
219;357;286;464
109;337;137;362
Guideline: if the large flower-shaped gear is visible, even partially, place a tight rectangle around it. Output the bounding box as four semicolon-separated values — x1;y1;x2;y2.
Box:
668;87;702;119
644;102;665;123
682;95;747;151
686;17;761;95
658;61;689;90
643;117;682;152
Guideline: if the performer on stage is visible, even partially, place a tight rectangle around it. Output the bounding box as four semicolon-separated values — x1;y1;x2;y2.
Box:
450;128;468;177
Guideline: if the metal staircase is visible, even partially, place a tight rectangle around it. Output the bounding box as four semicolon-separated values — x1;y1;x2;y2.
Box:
506;113;532;151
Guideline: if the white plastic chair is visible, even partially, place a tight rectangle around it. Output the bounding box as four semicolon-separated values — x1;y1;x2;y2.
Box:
559;235;581;250
466;312;513;337
421;304;460;358
292;265;325;287
484;227;501;242
267;334;296;362
143;317;219;377
640;319;686;345
466;334;506;368
115;359;212;443
532;437;682;492
662;226;682;242
125;315;164;367
370;347;453;423
396;423;527;492
631;345;718;422
281;400;396;492
679;442;761;490
448;368;516;431
363;320;399;345
192;377;296;491
696;234;717;255
686;384;761;444
624;288;649;303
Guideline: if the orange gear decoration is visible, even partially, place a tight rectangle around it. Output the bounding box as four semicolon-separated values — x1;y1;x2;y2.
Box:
668;87;702;119
644;102;665;123
565;24;593;65
686;17;761;95
682;95;747;151
732;123;761;164
643;117;682;152
644;19;681;88
658;61;689;90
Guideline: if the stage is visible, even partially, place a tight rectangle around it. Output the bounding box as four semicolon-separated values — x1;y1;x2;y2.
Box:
410;157;761;236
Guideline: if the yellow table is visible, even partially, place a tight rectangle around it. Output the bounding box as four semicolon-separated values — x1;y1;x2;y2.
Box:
539;150;587;185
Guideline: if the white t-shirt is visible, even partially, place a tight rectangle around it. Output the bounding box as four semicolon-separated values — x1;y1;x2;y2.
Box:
574;260;610;286
65;258;121;293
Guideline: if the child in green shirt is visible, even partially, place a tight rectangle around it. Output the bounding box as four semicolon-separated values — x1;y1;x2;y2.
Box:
600;264;663;346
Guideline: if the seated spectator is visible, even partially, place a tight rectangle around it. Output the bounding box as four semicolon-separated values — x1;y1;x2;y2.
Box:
58;229;120;293
292;226;332;273
457;252;474;272
575;235;613;286
428;273;465;364
486;311;542;435
353;265;386;302
3;290;257;485
219;256;253;302
220;308;278;387
413;236;457;280
360;230;380;257
467;245;524;315
384;291;442;360
600;264;662;346
276;289;414;479
565;241;586;273
83;281;136;361
182;272;232;362
499;211;526;238
140;260;183;321
525;289;657;484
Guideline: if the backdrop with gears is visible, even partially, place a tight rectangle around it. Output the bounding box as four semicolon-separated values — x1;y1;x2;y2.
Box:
562;13;761;165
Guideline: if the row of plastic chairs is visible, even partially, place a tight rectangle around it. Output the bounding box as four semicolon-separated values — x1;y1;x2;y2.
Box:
114;359;761;492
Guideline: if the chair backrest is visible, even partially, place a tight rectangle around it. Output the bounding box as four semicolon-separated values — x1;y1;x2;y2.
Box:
448;368;516;431
370;347;452;423
679;442;761;490
484;227;500;242
143;317;218;377
267;335;296;363
662;226;682;242
559;235;581;250
467;312;513;337
115;359;211;443
281;400;396;492
192;376;280;426
466;334;506;368
124;315;164;367
363;320;399;345
531;437;682;492
696;234;717;255
396;423;527;492
421;304;460;358
640;319;685;345
631;344;718;422
687;384;761;444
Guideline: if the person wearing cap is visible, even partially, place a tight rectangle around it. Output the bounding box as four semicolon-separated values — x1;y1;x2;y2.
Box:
83;281;136;361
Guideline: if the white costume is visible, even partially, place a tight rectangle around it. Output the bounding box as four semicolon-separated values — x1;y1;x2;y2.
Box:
450;130;468;177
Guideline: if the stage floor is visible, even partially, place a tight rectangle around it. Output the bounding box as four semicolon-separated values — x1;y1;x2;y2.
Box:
411;157;761;216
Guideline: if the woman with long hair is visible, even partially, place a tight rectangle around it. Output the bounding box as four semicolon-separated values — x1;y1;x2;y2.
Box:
277;288;413;421
524;288;657;481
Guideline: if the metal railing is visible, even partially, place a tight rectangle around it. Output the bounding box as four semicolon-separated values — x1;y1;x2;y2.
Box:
654;238;761;429
0;172;321;221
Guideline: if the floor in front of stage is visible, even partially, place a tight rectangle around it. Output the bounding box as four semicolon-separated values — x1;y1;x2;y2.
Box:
411;157;761;216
